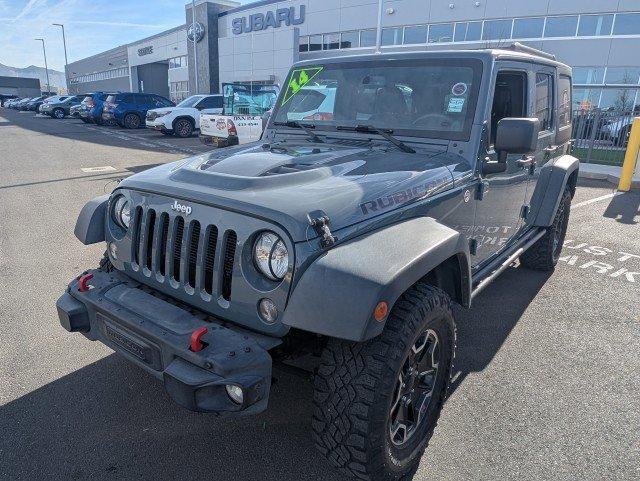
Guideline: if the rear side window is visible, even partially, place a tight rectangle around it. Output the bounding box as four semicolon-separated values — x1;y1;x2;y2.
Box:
535;73;554;132
154;96;173;107
121;94;135;104
197;96;223;109
106;95;116;103
558;75;572;128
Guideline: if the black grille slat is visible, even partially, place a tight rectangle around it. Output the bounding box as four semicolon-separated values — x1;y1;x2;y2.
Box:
187;221;201;288
132;206;143;266
203;226;218;295
173;217;185;282
158;213;169;276
221;230;237;301
145;210;156;270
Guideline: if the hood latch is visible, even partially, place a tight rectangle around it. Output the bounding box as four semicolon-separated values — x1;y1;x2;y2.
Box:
307;212;336;248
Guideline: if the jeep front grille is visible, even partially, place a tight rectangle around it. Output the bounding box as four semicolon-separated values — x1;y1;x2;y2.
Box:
131;207;238;301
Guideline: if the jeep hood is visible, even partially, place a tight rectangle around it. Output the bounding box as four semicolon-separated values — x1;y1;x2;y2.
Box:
118;142;461;242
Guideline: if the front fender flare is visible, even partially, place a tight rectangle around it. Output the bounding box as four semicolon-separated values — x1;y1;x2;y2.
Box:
74;194;109;245
281;217;471;342
528;155;579;227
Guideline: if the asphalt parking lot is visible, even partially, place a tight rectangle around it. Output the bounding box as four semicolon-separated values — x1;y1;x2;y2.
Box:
0;108;638;481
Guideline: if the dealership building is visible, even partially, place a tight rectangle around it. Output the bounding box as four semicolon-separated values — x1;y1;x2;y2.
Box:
67;0;640;110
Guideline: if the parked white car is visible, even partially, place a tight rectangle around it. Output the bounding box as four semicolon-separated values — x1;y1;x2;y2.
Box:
145;94;223;138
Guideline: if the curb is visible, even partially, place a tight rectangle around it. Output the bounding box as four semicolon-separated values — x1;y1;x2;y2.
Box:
578;164;640;189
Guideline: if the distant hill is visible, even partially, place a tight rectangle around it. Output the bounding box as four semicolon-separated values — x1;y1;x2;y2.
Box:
0;63;67;92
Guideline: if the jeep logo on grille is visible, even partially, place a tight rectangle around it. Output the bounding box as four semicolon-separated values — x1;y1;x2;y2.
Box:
171;200;192;215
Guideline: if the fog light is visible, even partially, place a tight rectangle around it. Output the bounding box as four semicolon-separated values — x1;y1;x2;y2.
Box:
108;242;118;260
226;384;244;404
258;298;278;324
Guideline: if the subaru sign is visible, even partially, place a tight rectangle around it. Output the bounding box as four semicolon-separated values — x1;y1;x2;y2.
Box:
232;5;305;35
187;21;205;43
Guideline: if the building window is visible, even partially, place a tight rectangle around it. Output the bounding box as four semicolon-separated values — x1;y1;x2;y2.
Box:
360;29;376;47
572;67;605;85
600;88;638;112
299;35;309;52
512;17;545;39
573;88;602;111
169;81;189;104
604;67;640;85
454;21;482;41
403;25;428;45
535;73;553;131
323;33;340;50
381;27;402;46
428;23;453;43
341;31;359;48
168;56;187;69
613;13;640;35
544;16;579;37
578;14;613;36
482;19;512;41
309;35;322;51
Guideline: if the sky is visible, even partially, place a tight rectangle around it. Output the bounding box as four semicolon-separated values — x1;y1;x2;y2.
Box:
0;0;253;71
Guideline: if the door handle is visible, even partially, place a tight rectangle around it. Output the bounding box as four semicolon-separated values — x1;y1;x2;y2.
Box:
544;145;558;152
516;157;534;168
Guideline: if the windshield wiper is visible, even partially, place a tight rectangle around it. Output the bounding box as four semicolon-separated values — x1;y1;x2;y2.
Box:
273;120;324;143
336;125;415;154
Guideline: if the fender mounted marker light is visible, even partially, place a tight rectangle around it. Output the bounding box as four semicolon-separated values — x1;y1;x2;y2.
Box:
374;301;389;322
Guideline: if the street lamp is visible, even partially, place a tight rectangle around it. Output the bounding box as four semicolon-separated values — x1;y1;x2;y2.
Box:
52;23;69;91
191;0;199;94
35;38;51;94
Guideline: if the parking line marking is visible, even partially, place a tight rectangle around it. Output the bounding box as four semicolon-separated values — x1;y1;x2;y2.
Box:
573;192;623;209
81;166;117;173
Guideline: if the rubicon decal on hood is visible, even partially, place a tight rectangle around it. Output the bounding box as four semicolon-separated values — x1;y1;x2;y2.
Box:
360;175;453;215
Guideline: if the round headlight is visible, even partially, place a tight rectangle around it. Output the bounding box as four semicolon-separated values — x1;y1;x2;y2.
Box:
112;196;131;228
253;231;289;281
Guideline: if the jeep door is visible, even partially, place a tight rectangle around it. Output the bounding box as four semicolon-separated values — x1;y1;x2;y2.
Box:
472;64;533;266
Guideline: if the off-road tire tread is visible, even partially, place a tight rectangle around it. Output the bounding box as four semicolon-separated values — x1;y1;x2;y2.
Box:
520;188;571;271
312;283;456;481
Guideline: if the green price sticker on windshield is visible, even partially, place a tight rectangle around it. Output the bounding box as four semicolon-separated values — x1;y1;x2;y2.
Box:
282;66;324;105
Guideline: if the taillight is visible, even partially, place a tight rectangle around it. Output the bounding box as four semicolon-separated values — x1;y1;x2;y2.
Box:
227;119;237;136
303;112;333;121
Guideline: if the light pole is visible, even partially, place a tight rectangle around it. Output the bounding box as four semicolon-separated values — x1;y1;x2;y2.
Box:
35;38;51;94
191;0;199;94
52;23;69;92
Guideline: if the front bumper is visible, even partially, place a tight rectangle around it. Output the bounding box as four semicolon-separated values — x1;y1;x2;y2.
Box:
57;268;276;415
146;118;170;131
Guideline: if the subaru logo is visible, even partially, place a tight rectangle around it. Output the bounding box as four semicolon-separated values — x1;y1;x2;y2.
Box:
171;200;192;215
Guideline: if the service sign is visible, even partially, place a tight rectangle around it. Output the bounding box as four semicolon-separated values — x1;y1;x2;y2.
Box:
232;5;305;35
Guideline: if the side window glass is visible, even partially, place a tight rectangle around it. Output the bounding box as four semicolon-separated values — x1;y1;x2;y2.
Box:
558;76;572;128
535;73;553;132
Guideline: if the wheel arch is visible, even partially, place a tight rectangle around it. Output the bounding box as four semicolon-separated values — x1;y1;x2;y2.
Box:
172;115;195;130
281;217;471;342
528;154;579;227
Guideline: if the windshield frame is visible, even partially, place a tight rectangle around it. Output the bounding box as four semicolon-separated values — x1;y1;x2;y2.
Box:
269;57;483;142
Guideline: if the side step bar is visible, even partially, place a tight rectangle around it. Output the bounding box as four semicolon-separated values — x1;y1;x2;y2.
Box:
471;228;546;300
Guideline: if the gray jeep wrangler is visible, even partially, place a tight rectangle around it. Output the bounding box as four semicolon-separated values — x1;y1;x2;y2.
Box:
57;44;578;480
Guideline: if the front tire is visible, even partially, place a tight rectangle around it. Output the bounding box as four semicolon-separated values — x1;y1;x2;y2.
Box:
313;284;455;481
123;113;141;129
53;108;65;119
520;187;571;271
173;118;194;138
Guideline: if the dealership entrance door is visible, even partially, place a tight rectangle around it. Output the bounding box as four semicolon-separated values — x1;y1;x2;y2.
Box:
132;62;169;98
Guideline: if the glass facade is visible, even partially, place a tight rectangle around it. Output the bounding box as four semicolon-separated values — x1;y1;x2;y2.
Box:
69;67;128;85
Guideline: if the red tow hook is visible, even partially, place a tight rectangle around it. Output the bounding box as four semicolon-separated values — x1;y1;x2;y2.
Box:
78;273;94;292
190;327;208;352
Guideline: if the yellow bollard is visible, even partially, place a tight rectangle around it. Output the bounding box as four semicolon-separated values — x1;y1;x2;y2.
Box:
618;117;640;191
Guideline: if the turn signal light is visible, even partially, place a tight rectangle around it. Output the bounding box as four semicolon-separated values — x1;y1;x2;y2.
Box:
374;301;388;322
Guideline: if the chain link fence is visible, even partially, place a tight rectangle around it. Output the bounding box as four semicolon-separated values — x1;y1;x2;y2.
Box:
571;109;637;166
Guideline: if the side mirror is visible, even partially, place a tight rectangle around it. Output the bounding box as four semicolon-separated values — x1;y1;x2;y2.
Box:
495;117;540;161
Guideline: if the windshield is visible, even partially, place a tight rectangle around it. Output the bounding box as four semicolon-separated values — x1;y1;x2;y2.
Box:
223;84;278;116
272;58;482;140
177;95;205;108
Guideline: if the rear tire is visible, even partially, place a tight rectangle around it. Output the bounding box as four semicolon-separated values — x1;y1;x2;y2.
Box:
313;284;455;481
520;187;571;271
123;113;141;129
173;118;194;138
53;108;65;119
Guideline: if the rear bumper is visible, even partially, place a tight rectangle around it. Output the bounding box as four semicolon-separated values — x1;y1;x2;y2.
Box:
57;269;275;415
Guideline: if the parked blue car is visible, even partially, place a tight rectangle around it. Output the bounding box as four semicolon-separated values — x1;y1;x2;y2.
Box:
78;92;110;124
102;92;174;129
